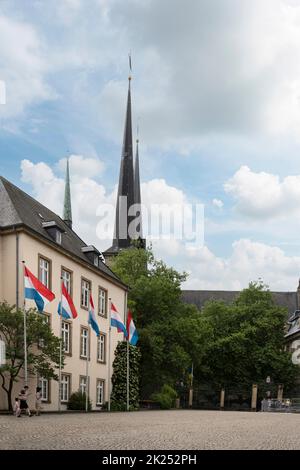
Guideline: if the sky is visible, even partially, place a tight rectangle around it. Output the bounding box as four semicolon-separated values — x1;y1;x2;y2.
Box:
2;0;300;290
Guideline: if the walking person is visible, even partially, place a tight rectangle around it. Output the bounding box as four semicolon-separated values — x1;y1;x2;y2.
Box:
35;386;42;416
19;386;32;417
14;397;21;417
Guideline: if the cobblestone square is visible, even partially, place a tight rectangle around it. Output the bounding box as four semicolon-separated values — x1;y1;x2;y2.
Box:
1;410;300;450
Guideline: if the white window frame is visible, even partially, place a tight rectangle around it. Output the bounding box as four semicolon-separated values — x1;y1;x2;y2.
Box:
61;374;70;403
79;376;87;395
96;379;105;406
62;321;71;354
38;377;49;402
62;269;72;295
98;288;107;317
97;334;106;363
56;230;62;245
39;257;50;288
80;327;88;358
81;279;90;308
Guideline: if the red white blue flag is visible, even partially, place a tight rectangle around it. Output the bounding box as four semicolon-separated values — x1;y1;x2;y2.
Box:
126;310;139;346
111;302;126;334
58;281;78;319
88;293;100;336
24;265;55;312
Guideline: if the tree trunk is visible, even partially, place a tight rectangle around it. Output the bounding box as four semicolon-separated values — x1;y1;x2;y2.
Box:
7;378;13;412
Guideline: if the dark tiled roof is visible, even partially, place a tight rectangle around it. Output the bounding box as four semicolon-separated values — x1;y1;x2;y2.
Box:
0;176;125;287
182;289;298;316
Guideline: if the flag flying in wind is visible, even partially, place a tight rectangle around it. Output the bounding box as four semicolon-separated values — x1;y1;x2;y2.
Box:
24;265;55;312
126;310;139;346
88;293;100;336
110;302;126;334
58;282;78;319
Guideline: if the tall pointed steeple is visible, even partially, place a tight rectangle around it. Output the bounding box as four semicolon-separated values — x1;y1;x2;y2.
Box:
63;158;72;229
105;59;146;261
112;75;135;250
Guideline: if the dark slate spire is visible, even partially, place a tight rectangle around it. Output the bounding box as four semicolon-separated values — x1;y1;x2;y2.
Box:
134;137;143;239
63;158;72;229
112;76;135;250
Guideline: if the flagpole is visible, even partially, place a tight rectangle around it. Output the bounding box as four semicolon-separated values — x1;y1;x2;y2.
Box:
108;298;112;412
22;261;28;387
125;293;129;412
85;297;90;413
58;277;63;412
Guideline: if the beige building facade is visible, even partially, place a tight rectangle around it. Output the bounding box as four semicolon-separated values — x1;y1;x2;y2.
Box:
0;176;127;411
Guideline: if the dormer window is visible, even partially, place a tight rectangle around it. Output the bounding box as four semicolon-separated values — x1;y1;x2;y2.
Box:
81;245;101;267
42;221;64;245
56;230;62;245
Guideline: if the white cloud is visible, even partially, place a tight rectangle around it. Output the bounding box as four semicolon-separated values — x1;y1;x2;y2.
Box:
179;238;300;291
224;165;300;218
0;14;54;120
4;0;300;148
57;155;105;179
212;198;224;209
20;158;198;251
20;158;300;291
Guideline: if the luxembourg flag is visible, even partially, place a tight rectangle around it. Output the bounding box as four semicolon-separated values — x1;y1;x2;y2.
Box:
126;310;139;346
24;265;55;312
58;282;78;320
110;302;126;335
88;294;100;336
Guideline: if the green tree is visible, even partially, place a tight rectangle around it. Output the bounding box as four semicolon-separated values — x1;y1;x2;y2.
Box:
0;302;61;411
111;247;208;398
110;341;141;410
199;282;298;391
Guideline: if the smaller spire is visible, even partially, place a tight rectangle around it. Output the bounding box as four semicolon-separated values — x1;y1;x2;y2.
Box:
63;158;72;229
134;133;143;239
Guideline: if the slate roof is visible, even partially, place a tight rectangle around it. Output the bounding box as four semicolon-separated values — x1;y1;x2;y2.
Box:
0;176;125;287
182;289;298;316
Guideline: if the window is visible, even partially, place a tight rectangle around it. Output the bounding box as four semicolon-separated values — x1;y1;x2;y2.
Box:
97;334;106;363
61;268;72;295
96;379;105;406
38;314;50;349
79;376;87;395
80;327;89;359
81;279;90;309
56;230;62;244
94;255;99;267
39;256;51;288
38;377;50;402
62;322;71;354
98;288;107;317
61;374;70;403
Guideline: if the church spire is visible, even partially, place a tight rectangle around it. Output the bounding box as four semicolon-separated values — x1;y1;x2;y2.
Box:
112;73;135;250
63;158;72;229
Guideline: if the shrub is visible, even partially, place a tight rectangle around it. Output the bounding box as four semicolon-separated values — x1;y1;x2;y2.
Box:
67;391;92;411
151;384;178;410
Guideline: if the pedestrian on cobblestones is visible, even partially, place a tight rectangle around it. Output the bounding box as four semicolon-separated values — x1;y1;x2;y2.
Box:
19;387;32;417
14;398;21;417
35;387;42;416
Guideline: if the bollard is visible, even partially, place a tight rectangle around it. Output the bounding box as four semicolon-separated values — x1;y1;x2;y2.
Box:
220;388;225;409
175;398;180;409
251;384;258;411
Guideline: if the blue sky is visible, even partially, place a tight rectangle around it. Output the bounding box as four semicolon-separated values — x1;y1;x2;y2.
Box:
2;0;300;290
